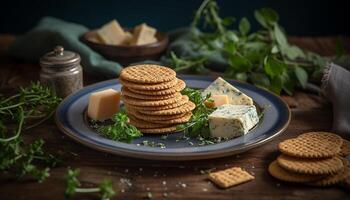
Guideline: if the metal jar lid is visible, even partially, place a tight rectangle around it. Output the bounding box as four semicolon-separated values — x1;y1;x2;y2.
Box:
40;45;81;68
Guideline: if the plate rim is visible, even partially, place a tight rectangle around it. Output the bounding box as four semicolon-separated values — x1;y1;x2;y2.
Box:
55;75;291;160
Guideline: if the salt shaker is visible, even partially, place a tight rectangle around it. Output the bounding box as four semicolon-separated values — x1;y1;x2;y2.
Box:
40;46;83;98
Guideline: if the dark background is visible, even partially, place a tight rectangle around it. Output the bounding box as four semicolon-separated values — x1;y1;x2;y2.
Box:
0;0;348;36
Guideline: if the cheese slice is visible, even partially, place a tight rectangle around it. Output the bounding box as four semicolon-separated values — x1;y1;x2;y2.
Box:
87;89;121;121
205;94;229;108
87;32;104;44
97;20;130;45
202;77;253;105
208;104;259;138
130;23;157;45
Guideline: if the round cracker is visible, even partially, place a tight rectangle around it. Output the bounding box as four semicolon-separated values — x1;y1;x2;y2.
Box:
124;96;189;111
146;112;192;124
120;65;176;84
298;132;343;146
122;94;183;107
128;79;186;95
340;139;350;157
128;115;169;129
307;160;350;187
122;87;181;100
138;101;195;116
139;126;178;134
119;77;178;91
278;133;342;158
126;109;187;121
277;154;344;175
268;160;322;183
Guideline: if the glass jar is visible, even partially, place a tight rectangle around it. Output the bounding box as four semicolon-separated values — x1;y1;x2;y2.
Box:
40;46;83;98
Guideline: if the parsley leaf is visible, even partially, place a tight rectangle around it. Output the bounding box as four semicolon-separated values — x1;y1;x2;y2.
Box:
97;112;142;143
178;88;215;138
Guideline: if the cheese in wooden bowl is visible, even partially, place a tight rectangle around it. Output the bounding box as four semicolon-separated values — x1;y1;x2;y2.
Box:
81;20;169;65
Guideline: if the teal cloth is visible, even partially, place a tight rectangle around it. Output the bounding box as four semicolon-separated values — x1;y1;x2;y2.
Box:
9;17;122;78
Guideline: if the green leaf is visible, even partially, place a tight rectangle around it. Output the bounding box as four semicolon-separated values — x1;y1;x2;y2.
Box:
271;45;279;54
229;54;252;72
224;42;236;54
222;17;235;26
294;66;308;88
234;72;248;82
225;31;239;42
281;70;295;95
239;17;250;36
254;8;279;28
283;45;305;60
274;24;287;47
250;73;270;88
269;76;283;94
264;56;287;77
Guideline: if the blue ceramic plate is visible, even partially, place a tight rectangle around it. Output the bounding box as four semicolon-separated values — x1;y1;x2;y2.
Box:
55;75;290;160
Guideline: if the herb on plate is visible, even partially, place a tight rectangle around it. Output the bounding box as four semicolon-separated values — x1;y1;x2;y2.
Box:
0;82;61;182
97;112;142;143
169;0;327;95
64;168;116;200
177;87;215;138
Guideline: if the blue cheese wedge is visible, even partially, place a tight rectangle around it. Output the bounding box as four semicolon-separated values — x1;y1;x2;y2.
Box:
208;104;259;138
202;77;253;105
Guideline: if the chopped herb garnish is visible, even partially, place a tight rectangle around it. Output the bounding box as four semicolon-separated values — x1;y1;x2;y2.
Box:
97;112;142;143
177;88;215;139
139;140;167;148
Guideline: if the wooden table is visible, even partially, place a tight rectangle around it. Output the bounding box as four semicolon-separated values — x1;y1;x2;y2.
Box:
0;36;349;200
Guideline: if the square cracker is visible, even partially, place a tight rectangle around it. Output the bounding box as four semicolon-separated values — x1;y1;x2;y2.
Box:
208;167;254;188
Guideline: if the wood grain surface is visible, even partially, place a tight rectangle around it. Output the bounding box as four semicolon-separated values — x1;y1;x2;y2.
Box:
0;35;349;200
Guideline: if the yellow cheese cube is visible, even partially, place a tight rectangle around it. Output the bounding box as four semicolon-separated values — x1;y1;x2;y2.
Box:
87;32;104;44
205;95;229;108
130;23;157;45
87;89;121;121
97;20;130;45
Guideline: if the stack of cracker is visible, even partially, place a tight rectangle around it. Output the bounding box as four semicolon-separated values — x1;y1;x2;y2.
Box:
119;64;195;134
268;132;350;187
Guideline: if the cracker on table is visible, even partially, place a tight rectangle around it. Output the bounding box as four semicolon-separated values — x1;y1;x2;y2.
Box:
277;154;344;175
307;160;350;187
120;65;176;84
278;134;342;158
138;101;195;116
127;79;186;96
208;167;254;188
297;132;343;147
119;77;178;91
268;160;322;183
340;139;350;157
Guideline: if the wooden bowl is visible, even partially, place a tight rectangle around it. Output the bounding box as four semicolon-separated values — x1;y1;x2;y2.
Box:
81;29;169;66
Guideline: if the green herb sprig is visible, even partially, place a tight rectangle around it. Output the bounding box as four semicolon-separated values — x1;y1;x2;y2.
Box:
177;88;215;138
0;82;61;182
170;0;328;95
64;168;116;200
97;112;142;143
